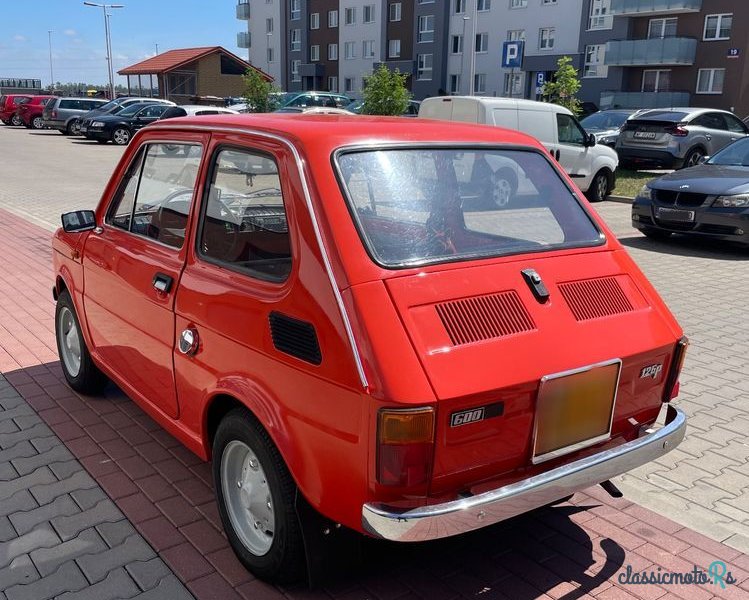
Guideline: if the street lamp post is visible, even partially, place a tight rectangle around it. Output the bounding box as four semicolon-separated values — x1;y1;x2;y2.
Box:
83;2;124;100
48;30;54;90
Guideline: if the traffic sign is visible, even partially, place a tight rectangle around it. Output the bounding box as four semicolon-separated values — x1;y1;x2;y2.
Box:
502;41;524;69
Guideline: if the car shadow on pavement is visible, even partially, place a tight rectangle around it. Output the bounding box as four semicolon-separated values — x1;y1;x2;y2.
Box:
620;234;749;261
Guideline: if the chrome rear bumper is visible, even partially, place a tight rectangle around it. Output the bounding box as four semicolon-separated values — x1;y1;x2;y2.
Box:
362;405;686;542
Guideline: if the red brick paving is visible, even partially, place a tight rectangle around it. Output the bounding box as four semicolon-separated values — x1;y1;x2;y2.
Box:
1;206;748;599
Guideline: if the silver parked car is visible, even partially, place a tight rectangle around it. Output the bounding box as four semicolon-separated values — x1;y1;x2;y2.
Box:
42;97;109;135
616;107;749;170
77;97;174;136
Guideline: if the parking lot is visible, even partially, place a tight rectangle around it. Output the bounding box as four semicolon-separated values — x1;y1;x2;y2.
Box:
0;124;748;599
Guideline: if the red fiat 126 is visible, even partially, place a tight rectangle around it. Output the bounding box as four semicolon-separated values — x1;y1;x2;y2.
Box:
53;115;687;582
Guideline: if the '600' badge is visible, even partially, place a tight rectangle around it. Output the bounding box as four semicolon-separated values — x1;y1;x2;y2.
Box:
451;408;485;427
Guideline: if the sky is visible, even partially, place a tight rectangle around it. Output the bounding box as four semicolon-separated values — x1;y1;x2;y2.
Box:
0;0;247;87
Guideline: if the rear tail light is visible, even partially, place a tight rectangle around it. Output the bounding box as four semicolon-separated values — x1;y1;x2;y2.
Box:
377;407;435;487
667;124;689;137
663;336;689;402
52;110;58;118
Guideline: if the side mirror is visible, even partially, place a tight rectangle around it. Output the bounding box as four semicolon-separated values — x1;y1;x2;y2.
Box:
61;210;96;233
585;133;597;147
698;155;709;165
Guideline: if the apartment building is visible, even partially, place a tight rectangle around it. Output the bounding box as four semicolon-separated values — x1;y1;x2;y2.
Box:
236;0;286;84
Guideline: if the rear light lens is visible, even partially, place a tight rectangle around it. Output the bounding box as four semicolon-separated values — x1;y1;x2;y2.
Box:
377;407;435;486
51;110;58;118
663;336;689;402
667;124;689;137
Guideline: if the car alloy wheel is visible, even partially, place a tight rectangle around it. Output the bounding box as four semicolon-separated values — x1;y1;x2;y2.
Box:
684;148;704;168
58;305;82;377
69;120;81;135
112;128;130;145
10;114;22;126
32;116;44;130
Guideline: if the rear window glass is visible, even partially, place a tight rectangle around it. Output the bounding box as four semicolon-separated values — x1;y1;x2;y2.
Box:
636;111;689;122
336;148;602;268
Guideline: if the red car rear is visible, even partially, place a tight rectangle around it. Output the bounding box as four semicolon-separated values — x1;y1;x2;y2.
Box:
0;95;32;126
17;95;55;129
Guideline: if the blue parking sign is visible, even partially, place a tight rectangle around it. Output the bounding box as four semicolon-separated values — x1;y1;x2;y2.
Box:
502;41;524;69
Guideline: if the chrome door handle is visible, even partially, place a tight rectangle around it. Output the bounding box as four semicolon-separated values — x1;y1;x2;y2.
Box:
152;272;173;294
178;328;199;355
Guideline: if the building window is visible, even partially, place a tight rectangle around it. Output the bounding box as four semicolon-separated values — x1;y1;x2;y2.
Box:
310;45;320;61
542;0;557;4
310;13;319;29
328;43;338;60
328;76;338;92
474;73;486;94
417;54;433;80
290;0;300;20
363;4;375;23
290;29;301;51
449;74;461;93
390;3;401;21
588;0;612;30
539;27;554;50
291;59;301;81
704;14;732;41
503;72;522;96
418;0;435;3
418;15;435;43
344;77;355;92
328;10;338;27
475;33;488;53
583;44;608;78
648;18;677;39
454;0;466;13
642;69;671;92
266;18;274;33
507;29;525;41
363;40;376;58
477;0;490;10
510;0;527;8
696;68;725;94
267;47;275;62
451;34;464;54
389;39;401;58
345;7;356;25
344;41;356;59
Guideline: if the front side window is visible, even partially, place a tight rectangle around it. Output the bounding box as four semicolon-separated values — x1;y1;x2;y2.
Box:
336;148;601;267
107;144;203;249
199;148;291;281
557;114;586;145
704;14;731;40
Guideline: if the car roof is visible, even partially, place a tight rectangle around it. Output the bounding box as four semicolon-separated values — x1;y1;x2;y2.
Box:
634;107;737;120
147;113;546;151
421;95;572;115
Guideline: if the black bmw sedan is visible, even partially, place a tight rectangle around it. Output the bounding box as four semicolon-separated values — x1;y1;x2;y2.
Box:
84;103;170;145
632;136;749;247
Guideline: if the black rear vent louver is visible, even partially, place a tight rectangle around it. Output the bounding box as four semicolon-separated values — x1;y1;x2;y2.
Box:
269;312;322;365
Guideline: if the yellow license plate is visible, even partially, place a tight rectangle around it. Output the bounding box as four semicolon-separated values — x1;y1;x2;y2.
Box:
532;360;621;464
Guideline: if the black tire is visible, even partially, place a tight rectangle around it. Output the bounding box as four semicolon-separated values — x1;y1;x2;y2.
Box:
55;290;108;394
112;127;131;146
586;169;610;202
641;227;672;241
682;147;704;169
213;408;305;583
31;116;44;130
10;114;22;126
66;119;80;135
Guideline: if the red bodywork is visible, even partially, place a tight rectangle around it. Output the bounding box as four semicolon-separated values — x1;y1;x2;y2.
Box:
52;115;684;534
16;95;55;126
0;95;32;122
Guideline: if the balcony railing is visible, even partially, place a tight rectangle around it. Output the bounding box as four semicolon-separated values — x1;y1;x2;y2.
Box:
605;37;696;66
237;31;251;48
599;90;690;110
611;0;701;16
236;1;251;20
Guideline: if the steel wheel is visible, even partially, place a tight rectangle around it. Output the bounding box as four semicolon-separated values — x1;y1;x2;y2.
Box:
595;172;608;199
221;440;275;556
31;116;44;130
112;128;130;145
57;306;82;377
492;176;513;207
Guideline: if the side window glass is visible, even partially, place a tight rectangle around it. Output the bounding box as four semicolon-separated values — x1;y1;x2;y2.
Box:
556;114;585;145
724;114;747;134
199;148;291;281
106;144;203;248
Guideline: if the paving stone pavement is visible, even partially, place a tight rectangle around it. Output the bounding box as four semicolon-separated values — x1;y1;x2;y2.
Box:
1;125;749;600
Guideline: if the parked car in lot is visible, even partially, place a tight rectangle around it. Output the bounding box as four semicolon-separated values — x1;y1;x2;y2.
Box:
345;99;421;116
0;94;32;126
616;108;749;170
53;114;687;583
632;136;749;247
580;109;640;148
78;97;174;135
156;105;239;120
83;103;171;145
277;91;352;109
16;95;55;129
419;96;619;202
42;97;109;135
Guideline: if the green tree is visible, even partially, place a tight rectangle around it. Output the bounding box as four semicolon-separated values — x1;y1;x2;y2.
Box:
541;56;582;115
242;68;280;113
361;64;411;116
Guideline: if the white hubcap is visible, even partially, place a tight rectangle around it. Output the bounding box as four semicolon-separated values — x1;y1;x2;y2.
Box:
114;129;129;144
58;307;81;377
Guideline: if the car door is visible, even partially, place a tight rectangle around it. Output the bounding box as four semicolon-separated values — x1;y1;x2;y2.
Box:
82;136;209;418
690;112;730;155
721;113;749;150
554;112;592;186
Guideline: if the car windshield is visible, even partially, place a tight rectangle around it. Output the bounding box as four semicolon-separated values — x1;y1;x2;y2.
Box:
336;148;602;267
276;92;297;106
98;99;123;112
638;110;690;122
580;112;630;130
707;137;749;166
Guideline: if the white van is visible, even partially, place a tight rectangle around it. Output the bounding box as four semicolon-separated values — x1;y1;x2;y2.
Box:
418;96;618;201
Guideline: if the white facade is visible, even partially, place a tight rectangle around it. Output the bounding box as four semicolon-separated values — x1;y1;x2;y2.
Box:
240;0;283;84
447;0;584;98
338;0;384;95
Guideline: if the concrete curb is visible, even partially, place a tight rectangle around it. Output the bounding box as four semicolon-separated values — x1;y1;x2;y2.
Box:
607;195;634;204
